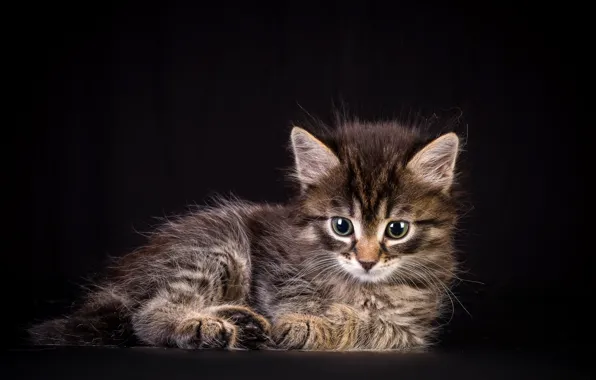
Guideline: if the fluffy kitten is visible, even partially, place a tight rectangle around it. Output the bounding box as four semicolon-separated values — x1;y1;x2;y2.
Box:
29;119;463;351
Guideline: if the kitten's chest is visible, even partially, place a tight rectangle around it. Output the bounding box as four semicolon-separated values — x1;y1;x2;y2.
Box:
353;293;388;311
333;286;398;312
331;283;433;315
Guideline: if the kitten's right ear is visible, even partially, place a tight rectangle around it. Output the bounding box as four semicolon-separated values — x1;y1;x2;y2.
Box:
406;132;460;192
291;127;340;191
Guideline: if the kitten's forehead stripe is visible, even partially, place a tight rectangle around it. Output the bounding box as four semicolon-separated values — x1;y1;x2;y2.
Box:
345;147;401;229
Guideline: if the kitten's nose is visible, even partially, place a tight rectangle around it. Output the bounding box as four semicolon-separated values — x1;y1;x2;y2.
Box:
358;260;376;272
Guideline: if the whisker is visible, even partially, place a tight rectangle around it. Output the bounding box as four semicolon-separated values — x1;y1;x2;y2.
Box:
415;256;485;285
404;262;471;319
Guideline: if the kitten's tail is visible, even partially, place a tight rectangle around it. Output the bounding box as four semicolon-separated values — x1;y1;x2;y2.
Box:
28;306;138;347
28;318;76;346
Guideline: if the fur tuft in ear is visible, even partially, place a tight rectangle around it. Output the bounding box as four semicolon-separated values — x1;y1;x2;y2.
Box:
291;127;340;191
406;132;460;192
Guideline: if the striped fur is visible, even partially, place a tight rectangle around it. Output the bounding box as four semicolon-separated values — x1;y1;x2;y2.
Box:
29;119;463;351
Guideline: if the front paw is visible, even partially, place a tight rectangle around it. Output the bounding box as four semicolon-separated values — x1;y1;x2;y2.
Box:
209;305;271;349
271;314;334;350
174;316;237;349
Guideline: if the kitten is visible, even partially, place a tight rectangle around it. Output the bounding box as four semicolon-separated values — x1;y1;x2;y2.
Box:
29;119;463;351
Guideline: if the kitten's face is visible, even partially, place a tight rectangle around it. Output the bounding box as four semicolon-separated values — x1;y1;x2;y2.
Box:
291;123;459;284
302;181;456;284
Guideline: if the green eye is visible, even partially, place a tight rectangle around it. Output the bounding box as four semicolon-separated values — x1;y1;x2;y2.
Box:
385;221;410;239
331;217;354;236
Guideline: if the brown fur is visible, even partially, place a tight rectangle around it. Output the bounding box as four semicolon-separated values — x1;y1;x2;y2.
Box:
29;118;464;351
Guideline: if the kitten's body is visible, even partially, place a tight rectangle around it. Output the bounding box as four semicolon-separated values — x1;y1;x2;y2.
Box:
30;120;462;351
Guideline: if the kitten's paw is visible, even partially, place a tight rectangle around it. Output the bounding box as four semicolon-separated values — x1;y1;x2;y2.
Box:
271;314;333;350
210;305;271;349
174;316;237;349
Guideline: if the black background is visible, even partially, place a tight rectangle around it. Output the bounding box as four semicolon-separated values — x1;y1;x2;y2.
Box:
11;0;587;355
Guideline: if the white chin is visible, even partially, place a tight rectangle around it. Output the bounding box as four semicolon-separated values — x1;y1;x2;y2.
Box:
338;261;393;283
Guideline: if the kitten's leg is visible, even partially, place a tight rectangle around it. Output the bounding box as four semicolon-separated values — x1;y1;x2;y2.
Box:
132;294;270;350
131;254;270;349
132;292;235;349
358;309;431;351
272;303;361;350
272;303;429;351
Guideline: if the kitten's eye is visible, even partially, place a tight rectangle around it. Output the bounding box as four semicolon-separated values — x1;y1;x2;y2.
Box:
331;217;354;236
385;221;410;239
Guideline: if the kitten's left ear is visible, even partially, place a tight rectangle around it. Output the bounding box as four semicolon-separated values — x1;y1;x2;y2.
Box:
291;127;340;191
406;132;460;192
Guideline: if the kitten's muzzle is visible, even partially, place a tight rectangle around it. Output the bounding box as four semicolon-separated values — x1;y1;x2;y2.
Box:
354;239;380;272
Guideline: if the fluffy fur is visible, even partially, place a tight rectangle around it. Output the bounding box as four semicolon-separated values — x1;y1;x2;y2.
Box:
29;118;464;351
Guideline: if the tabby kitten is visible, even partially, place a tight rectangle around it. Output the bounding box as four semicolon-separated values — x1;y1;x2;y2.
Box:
30;119;462;351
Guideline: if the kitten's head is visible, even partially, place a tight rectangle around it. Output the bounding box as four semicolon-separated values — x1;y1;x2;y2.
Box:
290;121;461;285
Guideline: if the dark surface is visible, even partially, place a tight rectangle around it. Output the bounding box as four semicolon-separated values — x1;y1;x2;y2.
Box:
4;347;591;380
8;0;588;378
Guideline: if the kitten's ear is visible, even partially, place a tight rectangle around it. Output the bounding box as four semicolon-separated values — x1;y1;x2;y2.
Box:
291;127;340;190
406;132;460;192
